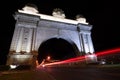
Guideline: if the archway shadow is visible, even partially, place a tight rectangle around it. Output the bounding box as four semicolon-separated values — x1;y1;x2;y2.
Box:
37;38;80;64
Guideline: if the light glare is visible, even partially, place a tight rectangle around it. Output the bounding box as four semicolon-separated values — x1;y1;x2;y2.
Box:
10;65;17;69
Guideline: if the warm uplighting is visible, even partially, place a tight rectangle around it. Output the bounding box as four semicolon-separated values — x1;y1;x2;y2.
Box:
36;60;39;66
10;65;17;69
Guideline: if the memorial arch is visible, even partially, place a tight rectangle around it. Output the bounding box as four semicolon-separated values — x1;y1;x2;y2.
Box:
7;4;95;67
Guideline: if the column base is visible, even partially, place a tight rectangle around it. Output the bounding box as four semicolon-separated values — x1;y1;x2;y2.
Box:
6;54;37;68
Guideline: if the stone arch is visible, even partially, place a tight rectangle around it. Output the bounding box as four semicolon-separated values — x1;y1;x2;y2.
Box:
37;37;80;63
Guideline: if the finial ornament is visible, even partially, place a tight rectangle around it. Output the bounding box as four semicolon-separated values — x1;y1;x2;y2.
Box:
52;8;66;18
75;14;88;24
20;3;39;14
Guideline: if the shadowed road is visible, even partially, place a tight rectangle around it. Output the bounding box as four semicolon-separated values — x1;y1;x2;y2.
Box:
1;65;120;80
38;65;120;80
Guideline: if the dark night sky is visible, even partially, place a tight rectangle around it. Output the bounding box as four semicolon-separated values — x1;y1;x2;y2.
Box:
0;0;120;64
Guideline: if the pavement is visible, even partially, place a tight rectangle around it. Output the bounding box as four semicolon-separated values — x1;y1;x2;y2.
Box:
0;64;120;80
0;70;55;80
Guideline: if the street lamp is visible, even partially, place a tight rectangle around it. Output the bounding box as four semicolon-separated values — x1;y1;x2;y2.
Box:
46;56;51;61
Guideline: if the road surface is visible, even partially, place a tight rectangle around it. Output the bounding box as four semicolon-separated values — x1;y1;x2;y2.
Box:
37;65;120;80
0;65;120;80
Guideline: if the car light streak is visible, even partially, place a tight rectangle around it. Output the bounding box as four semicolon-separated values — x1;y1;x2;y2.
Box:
37;56;85;67
36;47;120;68
96;47;120;57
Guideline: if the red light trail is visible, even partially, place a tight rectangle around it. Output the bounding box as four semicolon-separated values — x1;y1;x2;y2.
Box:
96;47;120;57
37;55;85;68
37;47;120;68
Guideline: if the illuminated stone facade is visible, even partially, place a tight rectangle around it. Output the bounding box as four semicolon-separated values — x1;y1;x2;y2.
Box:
7;4;95;66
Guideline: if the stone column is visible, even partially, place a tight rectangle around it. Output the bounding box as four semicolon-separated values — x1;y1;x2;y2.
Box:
87;33;94;53
31;28;37;51
82;33;89;53
16;27;24;53
26;28;33;53
10;26;21;51
79;33;84;52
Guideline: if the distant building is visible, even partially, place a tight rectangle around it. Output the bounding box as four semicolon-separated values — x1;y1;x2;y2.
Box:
7;4;96;67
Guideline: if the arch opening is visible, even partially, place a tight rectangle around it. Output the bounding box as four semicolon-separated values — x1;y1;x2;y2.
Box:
37;38;79;64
